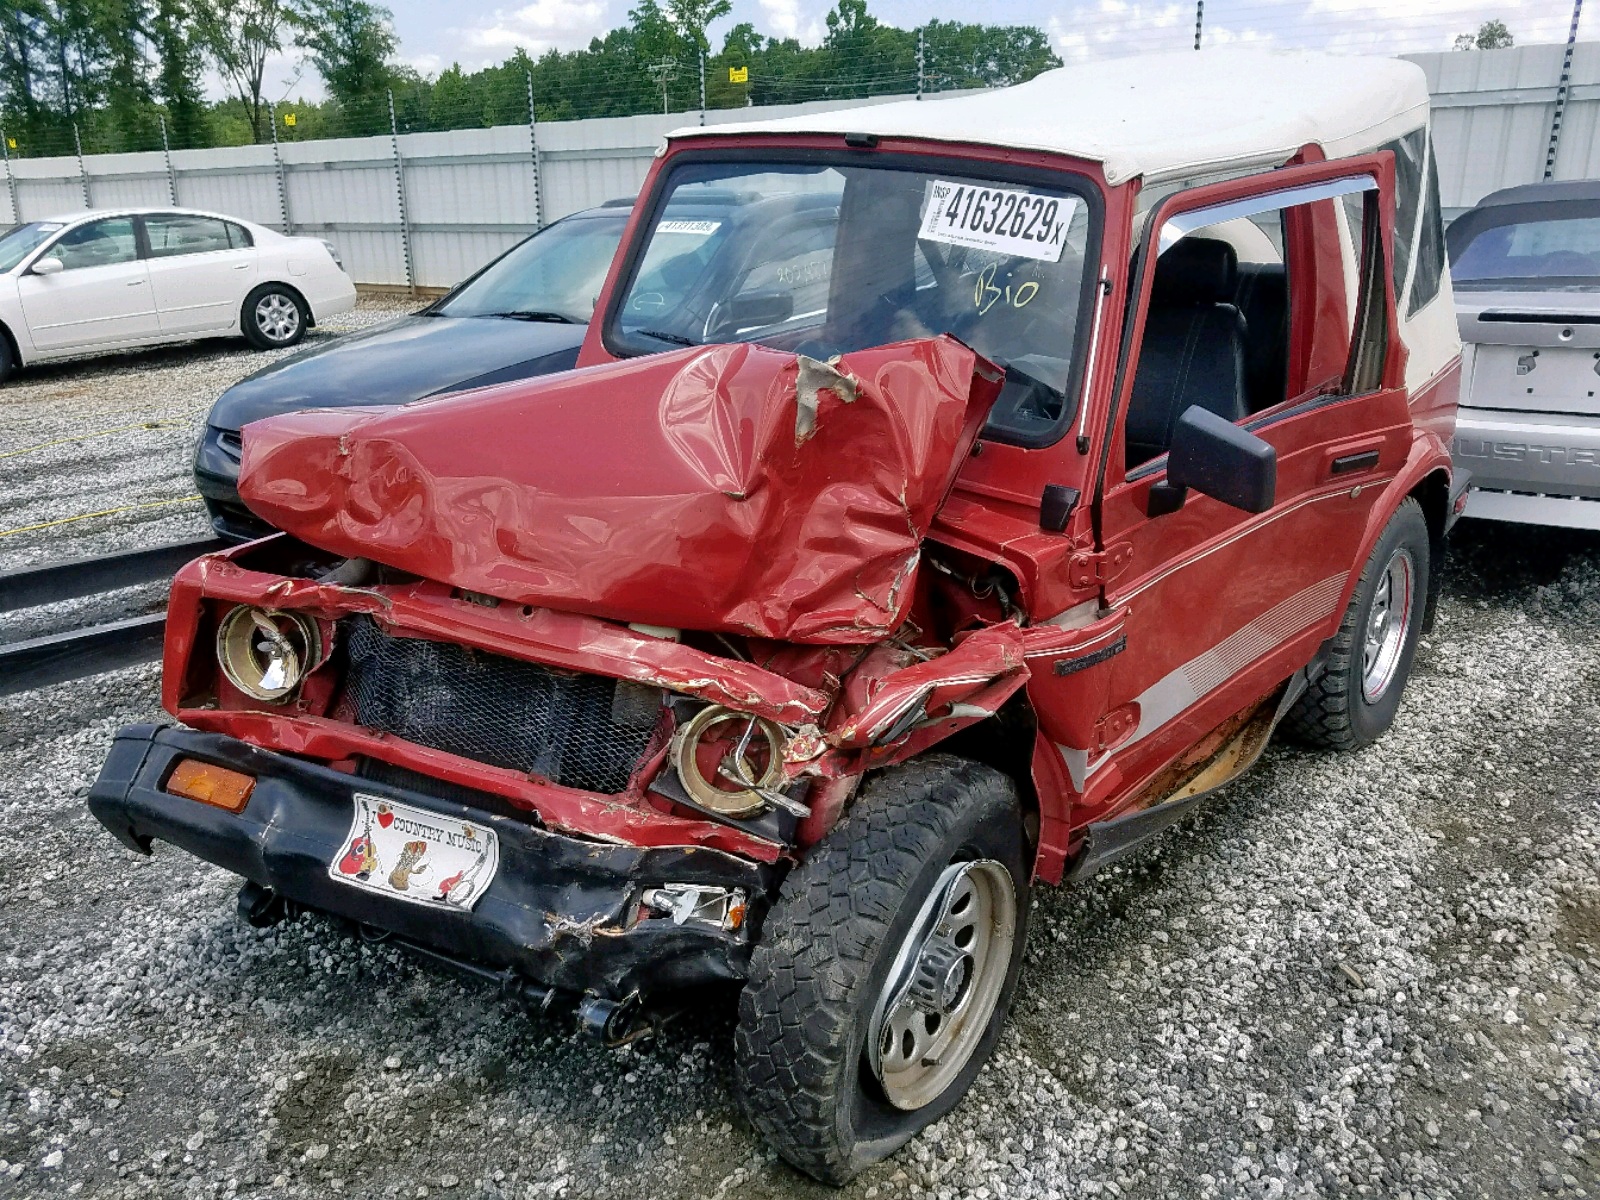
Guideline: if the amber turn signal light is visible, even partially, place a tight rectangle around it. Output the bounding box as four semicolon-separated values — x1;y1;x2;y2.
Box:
165;759;255;813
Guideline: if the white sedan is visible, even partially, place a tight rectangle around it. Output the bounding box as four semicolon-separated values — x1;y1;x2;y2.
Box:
0;207;357;383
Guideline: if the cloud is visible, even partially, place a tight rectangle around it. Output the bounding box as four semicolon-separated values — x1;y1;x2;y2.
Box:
758;0;804;39
755;0;827;45
1045;0;1581;61
1271;0;1574;53
458;0;612;57
403;53;445;76
1048;4;1189;61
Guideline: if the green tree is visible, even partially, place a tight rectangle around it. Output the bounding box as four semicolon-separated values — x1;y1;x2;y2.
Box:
97;0;157;152
196;0;296;142
1454;19;1513;50
667;0;730;54
1;0;1067;156
923;19;1059;89
150;0;206;148
0;1;118;153
294;0;395;117
0;1;52;147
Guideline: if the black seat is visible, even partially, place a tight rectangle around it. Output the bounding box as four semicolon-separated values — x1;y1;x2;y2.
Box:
1233;261;1289;412
1125;238;1249;468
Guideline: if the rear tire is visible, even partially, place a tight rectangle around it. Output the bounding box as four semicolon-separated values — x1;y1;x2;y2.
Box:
734;755;1029;1184
241;284;307;350
0;330;14;385
1286;497;1430;750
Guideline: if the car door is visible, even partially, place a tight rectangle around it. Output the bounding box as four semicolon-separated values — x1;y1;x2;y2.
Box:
1076;157;1406;816
17;216;157;352
141;213;259;335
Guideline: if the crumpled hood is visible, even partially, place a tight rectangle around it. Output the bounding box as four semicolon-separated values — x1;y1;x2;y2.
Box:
237;336;1002;644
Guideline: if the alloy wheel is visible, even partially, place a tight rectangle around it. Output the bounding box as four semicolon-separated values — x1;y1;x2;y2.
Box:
255;293;300;343
1361;547;1415;703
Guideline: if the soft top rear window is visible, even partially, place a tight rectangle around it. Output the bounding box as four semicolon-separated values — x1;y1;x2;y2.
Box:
604;150;1102;447
1448;198;1600;288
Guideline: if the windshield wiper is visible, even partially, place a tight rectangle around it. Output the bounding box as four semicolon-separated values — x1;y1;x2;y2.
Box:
480;309;579;324
636;328;697;346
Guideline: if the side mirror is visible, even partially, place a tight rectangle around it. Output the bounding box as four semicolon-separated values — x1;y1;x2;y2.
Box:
1157;405;1277;514
716;289;794;336
31;256;64;277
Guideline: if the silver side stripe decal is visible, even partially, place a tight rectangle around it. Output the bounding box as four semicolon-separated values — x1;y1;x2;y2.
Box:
1054;573;1345;791
1116;479;1392;605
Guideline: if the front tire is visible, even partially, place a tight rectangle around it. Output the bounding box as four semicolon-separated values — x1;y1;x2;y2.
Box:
734;755;1029;1184
1286;497;1430;750
0;331;14;385
241;284;307;350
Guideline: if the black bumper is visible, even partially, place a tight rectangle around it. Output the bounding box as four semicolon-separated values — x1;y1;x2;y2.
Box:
193;426;273;543
89;724;774;1000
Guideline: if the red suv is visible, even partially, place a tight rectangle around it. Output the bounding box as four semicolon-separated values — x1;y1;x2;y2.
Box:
90;48;1462;1183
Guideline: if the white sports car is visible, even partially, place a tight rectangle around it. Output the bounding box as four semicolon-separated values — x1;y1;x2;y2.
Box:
0;207;357;382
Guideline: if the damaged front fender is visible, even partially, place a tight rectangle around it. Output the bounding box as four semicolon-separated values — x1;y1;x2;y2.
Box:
807;622;1030;775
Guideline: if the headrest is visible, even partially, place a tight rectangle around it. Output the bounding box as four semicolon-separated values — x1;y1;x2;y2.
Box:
1151;237;1238;306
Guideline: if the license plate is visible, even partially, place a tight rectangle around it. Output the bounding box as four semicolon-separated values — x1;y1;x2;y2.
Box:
329;794;499;912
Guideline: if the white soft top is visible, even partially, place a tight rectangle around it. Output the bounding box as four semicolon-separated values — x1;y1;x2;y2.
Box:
673;49;1429;186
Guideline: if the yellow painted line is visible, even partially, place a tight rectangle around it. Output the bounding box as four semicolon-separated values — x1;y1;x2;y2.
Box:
0;494;202;539
0;420;181;460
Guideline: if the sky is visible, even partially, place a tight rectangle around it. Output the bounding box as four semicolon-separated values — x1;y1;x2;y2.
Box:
251;0;1588;103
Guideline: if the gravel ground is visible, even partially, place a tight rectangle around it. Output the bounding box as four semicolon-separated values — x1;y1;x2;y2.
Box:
1;327;1599;1199
0;295;422;638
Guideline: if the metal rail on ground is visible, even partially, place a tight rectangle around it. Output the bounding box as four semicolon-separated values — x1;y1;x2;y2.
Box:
0;536;225;613
0;614;168;696
0;535;226;696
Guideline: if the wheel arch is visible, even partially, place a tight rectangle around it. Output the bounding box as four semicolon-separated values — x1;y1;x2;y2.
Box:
1408;466;1451;633
1335;441;1451;630
930;691;1043;852
0;316;22;368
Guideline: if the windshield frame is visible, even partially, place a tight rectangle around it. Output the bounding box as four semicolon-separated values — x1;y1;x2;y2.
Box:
599;144;1105;449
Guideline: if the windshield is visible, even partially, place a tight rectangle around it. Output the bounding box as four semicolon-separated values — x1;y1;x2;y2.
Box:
436;214;625;322
611;158;1096;442
0;222;64;273
1449;207;1600;287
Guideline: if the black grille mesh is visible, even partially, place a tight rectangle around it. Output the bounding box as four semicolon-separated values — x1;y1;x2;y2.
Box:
341;616;656;795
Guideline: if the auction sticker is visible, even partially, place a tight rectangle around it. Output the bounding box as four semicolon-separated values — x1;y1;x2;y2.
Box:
656;219;722;236
329;794;499;911
919;180;1076;263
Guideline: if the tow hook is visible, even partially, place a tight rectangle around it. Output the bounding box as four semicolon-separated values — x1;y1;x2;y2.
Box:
577;992;654;1046
237;881;299;928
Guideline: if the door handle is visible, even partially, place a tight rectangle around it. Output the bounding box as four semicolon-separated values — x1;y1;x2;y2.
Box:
1323;440;1384;479
233;263;250;270
1330;450;1380;475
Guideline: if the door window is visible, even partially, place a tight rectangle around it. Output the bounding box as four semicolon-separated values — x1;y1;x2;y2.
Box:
1407;141;1447;316
144;213;234;258
51;218;138;270
1378;129;1426;310
1121;177;1375;471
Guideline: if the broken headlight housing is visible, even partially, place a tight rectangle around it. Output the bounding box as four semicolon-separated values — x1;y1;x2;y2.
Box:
216;605;320;702
670;704;806;818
